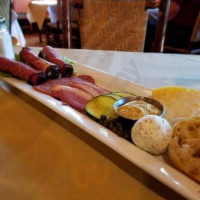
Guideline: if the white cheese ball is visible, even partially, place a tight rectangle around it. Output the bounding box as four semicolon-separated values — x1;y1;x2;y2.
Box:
131;115;172;155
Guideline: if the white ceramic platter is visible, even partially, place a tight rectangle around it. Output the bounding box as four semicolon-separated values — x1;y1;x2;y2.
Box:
0;61;200;200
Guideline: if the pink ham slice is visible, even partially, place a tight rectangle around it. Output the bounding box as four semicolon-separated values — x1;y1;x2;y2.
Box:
52;85;92;112
34;75;95;95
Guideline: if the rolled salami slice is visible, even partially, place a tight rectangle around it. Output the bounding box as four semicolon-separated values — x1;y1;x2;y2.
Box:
39;46;74;78
0;56;46;85
20;47;60;79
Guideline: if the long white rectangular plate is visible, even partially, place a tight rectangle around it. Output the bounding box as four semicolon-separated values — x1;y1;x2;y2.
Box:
1;61;200;200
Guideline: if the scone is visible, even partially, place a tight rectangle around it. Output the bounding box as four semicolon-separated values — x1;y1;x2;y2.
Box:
168;117;200;183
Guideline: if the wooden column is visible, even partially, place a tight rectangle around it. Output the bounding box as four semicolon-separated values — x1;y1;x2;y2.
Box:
153;0;171;52
62;0;71;48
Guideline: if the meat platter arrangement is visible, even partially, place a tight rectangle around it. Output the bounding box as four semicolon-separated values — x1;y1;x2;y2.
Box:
0;46;200;199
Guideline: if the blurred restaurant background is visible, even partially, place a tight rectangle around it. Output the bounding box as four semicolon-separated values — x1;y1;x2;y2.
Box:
1;0;200;54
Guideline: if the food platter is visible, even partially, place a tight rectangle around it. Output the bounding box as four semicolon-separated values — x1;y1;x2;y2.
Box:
1;59;200;200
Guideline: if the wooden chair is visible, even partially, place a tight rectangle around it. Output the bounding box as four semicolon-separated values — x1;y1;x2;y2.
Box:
46;0;81;48
164;12;200;54
46;0;63;47
80;0;148;52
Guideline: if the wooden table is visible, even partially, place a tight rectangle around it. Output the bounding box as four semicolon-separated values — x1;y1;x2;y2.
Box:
1;47;200;200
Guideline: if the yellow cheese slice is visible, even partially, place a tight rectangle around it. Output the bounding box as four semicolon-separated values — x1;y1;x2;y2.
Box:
152;86;200;123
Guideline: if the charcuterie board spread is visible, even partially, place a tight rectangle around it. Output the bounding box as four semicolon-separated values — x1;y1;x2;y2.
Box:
0;46;200;198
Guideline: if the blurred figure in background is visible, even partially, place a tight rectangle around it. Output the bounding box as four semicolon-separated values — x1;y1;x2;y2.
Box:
144;0;200;52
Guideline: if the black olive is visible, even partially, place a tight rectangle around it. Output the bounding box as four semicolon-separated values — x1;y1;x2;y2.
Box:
124;134;129;139
100;115;107;120
117;131;124;137
112;127;117;133
116;122;122;128
108;118;115;123
103;120;109;127
99;119;104;125
108;123;114;129
119;127;123;132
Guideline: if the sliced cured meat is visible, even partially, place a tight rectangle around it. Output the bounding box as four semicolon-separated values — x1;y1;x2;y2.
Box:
34;77;74;95
0;56;46;85
34;75;95;95
76;75;95;84
40;46;74;78
71;82;101;97
71;82;99;97
71;81;108;96
52;85;92;112
20;47;60;79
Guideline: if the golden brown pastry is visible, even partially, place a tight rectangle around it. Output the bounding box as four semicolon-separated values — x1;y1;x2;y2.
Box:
168;117;200;183
152;86;200;123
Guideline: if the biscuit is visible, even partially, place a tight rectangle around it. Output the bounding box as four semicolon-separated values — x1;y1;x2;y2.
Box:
168;118;200;183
